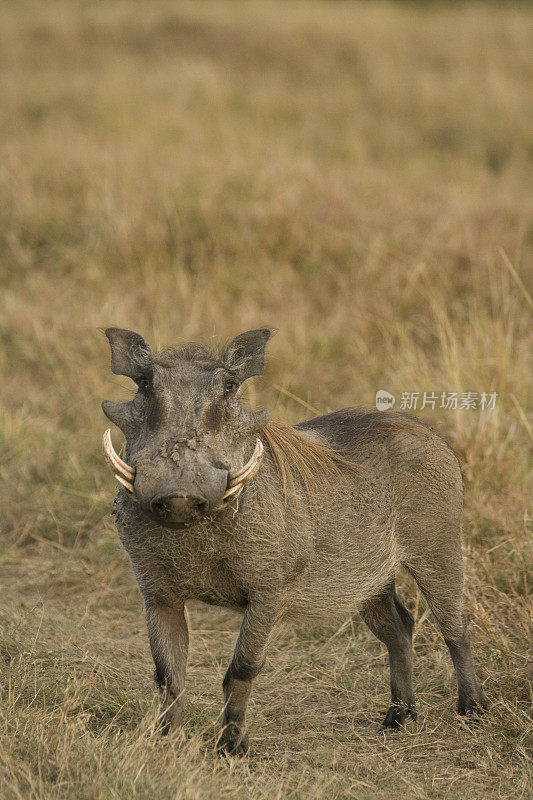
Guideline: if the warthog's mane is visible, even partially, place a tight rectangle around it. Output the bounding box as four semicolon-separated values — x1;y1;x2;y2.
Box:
261;420;359;497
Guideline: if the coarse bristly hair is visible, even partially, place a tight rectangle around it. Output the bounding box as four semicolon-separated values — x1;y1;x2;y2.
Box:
261;419;359;498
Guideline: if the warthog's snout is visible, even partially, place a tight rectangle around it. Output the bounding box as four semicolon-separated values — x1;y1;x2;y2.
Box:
134;458;229;527
103;428;265;524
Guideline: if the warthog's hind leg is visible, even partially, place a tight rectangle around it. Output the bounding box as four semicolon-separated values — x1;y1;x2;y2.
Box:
405;557;488;721
360;582;417;732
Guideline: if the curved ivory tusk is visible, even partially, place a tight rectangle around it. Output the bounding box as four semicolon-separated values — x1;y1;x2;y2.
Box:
221;483;243;502
229;438;263;482
103;429;135;478
114;473;136;493
222;438;263;500
102;428;136;493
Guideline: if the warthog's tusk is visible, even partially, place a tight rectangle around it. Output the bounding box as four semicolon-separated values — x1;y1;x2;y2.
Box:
103;428;136;494
223;438;263;501
221;483;244;502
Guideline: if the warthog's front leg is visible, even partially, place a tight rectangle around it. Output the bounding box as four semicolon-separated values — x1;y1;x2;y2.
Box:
219;597;278;756
145;599;189;734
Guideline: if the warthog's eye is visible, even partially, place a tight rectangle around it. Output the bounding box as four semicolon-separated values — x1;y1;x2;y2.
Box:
136;375;152;391
224;377;239;396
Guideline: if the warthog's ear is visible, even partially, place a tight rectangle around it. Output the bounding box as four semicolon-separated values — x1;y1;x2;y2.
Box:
105;328;153;383
222;329;271;382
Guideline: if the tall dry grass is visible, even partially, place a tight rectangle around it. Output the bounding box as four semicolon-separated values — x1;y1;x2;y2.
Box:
0;1;531;798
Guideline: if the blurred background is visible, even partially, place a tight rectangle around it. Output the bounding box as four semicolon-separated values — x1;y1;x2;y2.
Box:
0;2;531;798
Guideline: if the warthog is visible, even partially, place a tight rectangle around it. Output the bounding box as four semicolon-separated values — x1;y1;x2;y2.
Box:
102;327;487;754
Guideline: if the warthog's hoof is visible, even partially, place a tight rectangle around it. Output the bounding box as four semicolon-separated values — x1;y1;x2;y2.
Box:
216;723;249;757
458;693;489;726
378;704;417;733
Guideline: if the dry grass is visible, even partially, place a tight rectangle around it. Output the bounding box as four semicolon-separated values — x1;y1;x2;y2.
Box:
0;1;532;797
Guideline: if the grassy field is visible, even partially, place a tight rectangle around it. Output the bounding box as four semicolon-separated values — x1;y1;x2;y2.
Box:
1;1;532;797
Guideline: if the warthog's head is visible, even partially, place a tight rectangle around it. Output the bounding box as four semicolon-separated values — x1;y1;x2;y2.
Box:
102;328;270;528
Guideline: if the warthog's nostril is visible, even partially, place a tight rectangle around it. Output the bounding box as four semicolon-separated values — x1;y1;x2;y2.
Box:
150;497;170;516
150;493;208;520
